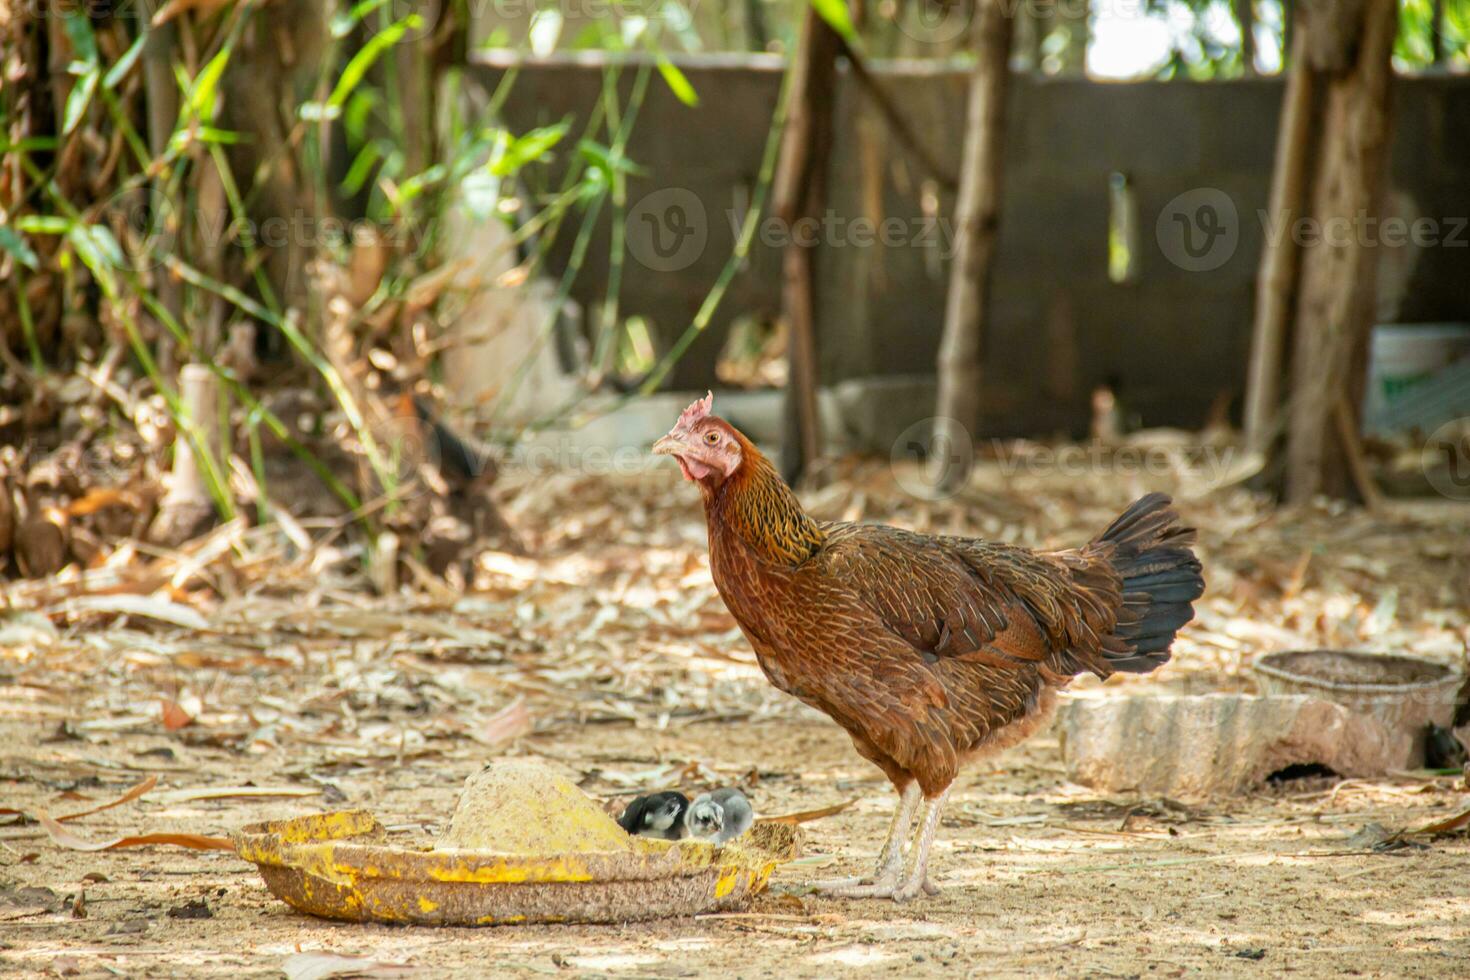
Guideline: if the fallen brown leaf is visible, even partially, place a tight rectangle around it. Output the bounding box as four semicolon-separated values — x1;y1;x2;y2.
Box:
160;698;194;731
65;488;140;518
1412;805;1470;836
37;812;233;852
759;798;858;826
55;776;157;823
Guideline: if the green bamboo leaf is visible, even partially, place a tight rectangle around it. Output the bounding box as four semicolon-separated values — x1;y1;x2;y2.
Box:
16;215;71;234
655;54;699;107
187;49;231;120
398;163;447;202
328;14;424;108
0;136;59;153
103;33;147;89
0;227;39;270
86;224;124;265
809;0;857;43
489;122;569;176
331;0;392;38
341;140;385;195
63;68;100;135
344;89;379;143
577;140;645;179
67;224;120;293
195;126;246;144
61;10;98;65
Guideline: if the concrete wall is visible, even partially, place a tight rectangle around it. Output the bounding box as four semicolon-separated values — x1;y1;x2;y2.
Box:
469;53;1470;447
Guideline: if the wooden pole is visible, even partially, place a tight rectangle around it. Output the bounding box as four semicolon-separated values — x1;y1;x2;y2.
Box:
1430;0;1445;65
1243;27;1317;455
772;9;841;484
1235;0;1257;75
933;0;1012;485
1284;0;1398;504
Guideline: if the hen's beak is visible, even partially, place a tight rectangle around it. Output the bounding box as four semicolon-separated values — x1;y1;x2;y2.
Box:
654;431;715;482
652;433;686;457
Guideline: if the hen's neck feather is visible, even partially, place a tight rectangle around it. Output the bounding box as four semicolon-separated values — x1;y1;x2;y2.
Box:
705;437;825;566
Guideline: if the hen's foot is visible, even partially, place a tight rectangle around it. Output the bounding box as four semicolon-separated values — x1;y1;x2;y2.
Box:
809;863;903;896
813;874;939;901
808;874;870;893
890;877;941;902
812;875;903;899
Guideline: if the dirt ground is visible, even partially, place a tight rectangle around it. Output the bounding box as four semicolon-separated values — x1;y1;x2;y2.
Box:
4;716;1469;978
3;460;1469;978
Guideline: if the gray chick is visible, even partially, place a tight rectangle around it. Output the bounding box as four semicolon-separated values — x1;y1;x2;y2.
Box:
683;788;754;844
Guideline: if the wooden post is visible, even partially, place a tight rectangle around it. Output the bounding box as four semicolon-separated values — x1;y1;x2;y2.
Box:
1243;28;1317;454
151;365;221;546
772;9;841;484
1430;0;1445;65
1235;0;1257;75
1284;0;1398;504
933;1;1012;484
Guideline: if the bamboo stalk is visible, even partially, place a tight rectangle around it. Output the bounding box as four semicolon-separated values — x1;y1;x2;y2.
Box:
772;8;841;484
1236;0;1257;75
934;0;1013;489
1243;28;1317;455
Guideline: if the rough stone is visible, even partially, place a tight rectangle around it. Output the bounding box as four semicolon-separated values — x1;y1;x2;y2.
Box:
1057;694;1414;798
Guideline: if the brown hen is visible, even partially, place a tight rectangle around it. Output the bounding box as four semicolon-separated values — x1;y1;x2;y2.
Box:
654;394;1204;901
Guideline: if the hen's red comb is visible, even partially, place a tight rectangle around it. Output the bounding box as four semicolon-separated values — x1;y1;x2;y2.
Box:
677;391;713;428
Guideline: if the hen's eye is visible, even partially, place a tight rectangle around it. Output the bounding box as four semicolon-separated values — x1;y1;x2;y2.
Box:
704;432;720;445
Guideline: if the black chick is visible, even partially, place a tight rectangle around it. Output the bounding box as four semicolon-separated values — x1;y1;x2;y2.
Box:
617;791;691;841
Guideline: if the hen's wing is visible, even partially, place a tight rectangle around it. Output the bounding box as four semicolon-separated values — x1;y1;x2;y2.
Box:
811;522;1126;682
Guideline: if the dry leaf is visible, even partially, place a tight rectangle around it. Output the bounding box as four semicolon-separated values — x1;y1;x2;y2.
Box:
37;813;233;852
160;698;194;731
60;594;209;630
282;952;416;980
150;785;319;804
64;487;140;517
55;776;157;823
1413;806;1470;836
759;798;858;826
475;698;532;746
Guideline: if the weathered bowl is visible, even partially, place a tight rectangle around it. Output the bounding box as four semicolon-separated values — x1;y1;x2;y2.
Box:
233;809;796;926
1253;649;1463;762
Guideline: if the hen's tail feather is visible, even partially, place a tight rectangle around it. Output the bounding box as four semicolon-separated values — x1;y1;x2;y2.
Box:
1094;493;1204;674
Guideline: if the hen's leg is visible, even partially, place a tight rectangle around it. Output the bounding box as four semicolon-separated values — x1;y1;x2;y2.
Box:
891;787;951;902
810;781;920;894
